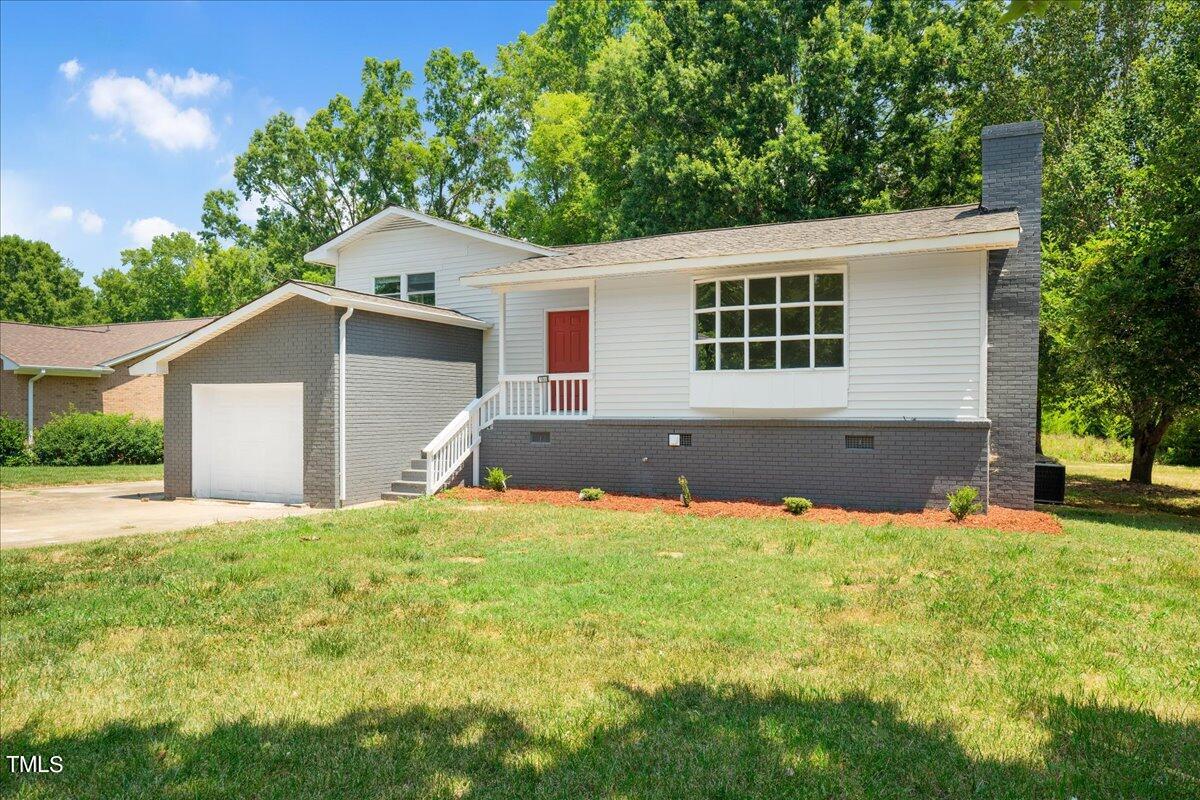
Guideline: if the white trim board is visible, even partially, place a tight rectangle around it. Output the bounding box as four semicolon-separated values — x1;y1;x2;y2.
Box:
304;206;560;266
461;229;1021;288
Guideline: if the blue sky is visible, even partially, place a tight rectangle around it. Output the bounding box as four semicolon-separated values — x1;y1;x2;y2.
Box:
0;0;552;282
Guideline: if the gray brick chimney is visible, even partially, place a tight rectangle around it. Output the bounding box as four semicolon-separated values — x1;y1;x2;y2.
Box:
982;120;1044;509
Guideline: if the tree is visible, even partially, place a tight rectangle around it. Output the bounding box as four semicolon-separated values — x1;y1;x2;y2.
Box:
94;232;201;322
0;235;94;325
1049;226;1200;483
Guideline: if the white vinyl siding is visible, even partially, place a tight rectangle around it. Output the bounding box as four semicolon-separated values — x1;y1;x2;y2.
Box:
594;250;985;419
334;225;585;387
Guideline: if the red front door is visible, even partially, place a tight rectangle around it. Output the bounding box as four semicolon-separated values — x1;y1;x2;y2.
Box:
547;310;588;411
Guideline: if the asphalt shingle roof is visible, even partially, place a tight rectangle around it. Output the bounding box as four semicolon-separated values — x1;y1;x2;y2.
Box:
0;317;216;369
287;280;487;325
468;204;1021;279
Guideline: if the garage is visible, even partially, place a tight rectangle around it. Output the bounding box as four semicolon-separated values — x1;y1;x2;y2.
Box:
191;383;304;504
132;282;486;508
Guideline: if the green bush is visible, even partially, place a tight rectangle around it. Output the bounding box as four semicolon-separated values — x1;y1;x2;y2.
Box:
1161;414;1200;466
32;411;163;466
0;416;32;466
578;487;605;501
1040;433;1131;464
484;466;511;492
678;475;692;507
783;496;813;515
946;485;983;521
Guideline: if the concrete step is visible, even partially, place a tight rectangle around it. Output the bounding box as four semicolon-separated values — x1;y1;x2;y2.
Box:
388;479;426;494
401;468;427;482
381;490;423;501
410;458;427;470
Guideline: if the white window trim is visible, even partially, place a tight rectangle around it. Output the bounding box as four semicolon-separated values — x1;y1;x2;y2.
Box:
374;272;436;305
690;266;848;374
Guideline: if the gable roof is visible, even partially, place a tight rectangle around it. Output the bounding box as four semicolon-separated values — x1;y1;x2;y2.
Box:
129;280;489;376
0;317;215;372
462;204;1021;286
303;206;561;266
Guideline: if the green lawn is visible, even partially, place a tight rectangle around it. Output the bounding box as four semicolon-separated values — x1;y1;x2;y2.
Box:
2;498;1197;799
0;463;163;489
1060;461;1200;516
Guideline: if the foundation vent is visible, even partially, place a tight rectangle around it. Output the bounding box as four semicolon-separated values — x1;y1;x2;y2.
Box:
845;434;875;450
530;431;550;444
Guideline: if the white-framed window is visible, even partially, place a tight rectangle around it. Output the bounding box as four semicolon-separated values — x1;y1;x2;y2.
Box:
374;272;436;306
693;271;845;372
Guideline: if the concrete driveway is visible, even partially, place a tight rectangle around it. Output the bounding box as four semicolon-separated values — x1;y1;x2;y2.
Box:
1;481;325;549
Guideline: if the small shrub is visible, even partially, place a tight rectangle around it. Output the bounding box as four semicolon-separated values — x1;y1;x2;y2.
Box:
579;487;605;501
783;496;813;515
678;475;692;507
0;416;29;465
31;410;162;466
484;466;511;492
946;485;983;521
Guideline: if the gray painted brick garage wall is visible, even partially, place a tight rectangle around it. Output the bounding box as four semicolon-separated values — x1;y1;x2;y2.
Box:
343;311;482;505
163;296;339;506
480;419;990;510
983;121;1043;509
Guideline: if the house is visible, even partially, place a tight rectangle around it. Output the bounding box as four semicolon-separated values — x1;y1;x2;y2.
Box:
132;121;1042;510
1;316;215;437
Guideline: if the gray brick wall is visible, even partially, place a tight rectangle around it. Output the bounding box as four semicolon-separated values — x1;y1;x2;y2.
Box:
983;121;1043;509
343;311;482;504
480;419;990;511
163;297;339;506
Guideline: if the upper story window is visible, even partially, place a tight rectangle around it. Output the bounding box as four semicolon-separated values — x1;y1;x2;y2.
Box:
693;271;845;371
374;272;436;306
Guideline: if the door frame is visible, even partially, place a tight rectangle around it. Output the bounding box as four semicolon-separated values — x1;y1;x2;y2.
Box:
543;306;590;374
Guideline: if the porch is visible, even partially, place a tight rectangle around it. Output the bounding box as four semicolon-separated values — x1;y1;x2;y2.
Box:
422;281;596;495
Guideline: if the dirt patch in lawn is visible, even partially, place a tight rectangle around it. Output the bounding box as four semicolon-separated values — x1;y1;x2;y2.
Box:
443;487;1062;534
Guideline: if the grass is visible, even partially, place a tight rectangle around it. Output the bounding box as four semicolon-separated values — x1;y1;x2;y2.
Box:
1060;461;1200;517
0;463;163;489
1;498;1197;799
1042;432;1133;464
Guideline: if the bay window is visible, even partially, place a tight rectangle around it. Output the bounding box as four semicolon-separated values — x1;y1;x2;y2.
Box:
694;271;845;371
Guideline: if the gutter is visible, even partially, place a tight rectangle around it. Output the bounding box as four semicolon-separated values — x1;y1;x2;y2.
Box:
26;369;46;443
338;307;354;507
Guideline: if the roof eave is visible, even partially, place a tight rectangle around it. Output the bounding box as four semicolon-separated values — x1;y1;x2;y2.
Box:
303;206;561;265
461;228;1021;288
130;282;490;376
10;364;114;377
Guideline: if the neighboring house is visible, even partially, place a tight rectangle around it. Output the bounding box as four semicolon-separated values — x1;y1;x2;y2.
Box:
133;121;1042;510
1;317;215;436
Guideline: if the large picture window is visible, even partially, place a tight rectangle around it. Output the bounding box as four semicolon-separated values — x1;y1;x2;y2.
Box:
693;271;845;371
374;272;436;306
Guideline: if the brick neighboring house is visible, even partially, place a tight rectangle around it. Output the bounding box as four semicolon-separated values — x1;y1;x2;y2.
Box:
0;317;214;434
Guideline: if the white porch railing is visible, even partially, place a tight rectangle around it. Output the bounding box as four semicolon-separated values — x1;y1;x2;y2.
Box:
422;384;501;495
500;373;591;418
422;372;592;496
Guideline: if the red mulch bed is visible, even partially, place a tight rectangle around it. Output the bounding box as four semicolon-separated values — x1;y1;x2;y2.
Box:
443;487;1063;534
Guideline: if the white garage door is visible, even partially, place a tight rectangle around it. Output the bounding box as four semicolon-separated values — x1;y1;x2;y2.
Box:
192;383;304;504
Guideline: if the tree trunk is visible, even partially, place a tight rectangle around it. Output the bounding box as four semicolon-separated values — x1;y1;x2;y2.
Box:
1129;415;1173;485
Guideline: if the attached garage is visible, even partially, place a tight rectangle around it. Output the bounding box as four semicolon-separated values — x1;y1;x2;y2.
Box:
131;281;486;507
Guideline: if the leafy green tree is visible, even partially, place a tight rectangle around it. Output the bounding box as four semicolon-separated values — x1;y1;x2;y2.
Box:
0;235;94;325
185;246;273;317
94;232;201;322
498;92;606;245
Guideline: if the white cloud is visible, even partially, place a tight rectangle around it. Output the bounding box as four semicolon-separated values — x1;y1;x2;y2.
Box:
147;68;229;99
59;58;83;81
123;216;182;247
87;71;220;151
291;107;311;126
49;204;74;221
78;210;104;234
